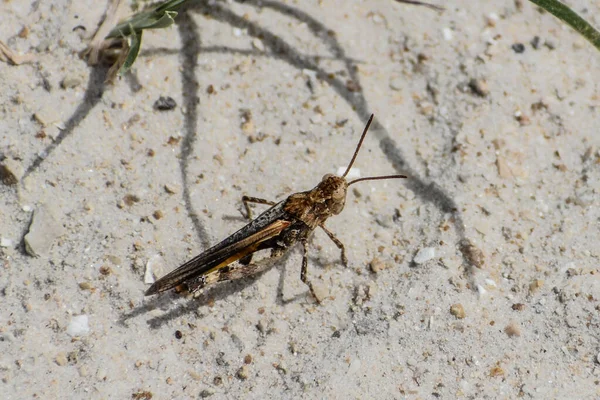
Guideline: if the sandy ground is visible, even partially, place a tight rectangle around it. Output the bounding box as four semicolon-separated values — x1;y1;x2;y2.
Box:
1;0;599;398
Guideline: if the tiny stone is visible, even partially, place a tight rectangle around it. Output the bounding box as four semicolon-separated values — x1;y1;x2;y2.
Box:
244;354;253;364
145;254;166;284
496;156;512;178
0;158;24;185
511;303;525;311
413;247;436;264
152;210;163;220
78;282;93;291
504;322;521;337
468;78;489;97
24;205;66;257
123;194;140;206
511;43;525;53
0;237;13;247
369;257;389;273
529;279;543;294
237;365;249;380
389;77;403;91
55;352;68;366
164;183;179;194
311;283;328;303
442;27;453;41
154;96;177;111
61;76;82;89
450;303;466;319
199;389;215;398
66;315;90;337
459;239;484;268
252;38;265;51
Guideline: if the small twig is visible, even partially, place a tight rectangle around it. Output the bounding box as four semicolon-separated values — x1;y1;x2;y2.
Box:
394;0;444;12
0;40;36;65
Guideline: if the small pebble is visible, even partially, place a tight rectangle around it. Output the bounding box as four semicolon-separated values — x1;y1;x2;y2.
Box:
311;283;328;303
389;77;403;91
468;78;489;97
199;389;215;398
511;43;525;53
504;322;521;337
0;158;24;185
66;315;90;337
145;254;166;284
450;303;466;319
496;156;512;178
164;183;179;194
442;27;453;41
61;76;82;89
369;257;389;273
55;352;68;366
0;237;13;247
24;205;65;257
529;279;543;294
237;365;249;380
154;96;177;111
413;247;436;264
459;239;484;268
252;38;265;51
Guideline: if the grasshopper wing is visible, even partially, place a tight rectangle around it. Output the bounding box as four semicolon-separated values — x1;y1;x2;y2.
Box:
145;202;290;295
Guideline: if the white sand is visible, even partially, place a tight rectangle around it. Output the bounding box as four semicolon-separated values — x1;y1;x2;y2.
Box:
1;1;599;398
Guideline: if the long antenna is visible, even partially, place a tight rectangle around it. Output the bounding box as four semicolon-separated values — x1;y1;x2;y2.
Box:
342;114;374;178
348;174;407;186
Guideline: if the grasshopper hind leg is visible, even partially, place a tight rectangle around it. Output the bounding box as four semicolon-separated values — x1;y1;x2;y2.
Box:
300;239;321;303
240;195;277;266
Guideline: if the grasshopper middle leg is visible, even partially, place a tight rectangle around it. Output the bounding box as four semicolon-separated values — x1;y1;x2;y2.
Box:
319;224;348;266
241;195;276;220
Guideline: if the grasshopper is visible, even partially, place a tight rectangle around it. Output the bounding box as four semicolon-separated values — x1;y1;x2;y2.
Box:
145;114;406;301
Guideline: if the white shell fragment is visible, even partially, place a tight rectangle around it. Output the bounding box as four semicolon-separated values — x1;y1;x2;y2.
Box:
67;315;90;337
413;247;436;264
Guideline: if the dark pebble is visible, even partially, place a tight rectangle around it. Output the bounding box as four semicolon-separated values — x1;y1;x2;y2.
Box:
511;43;525;53
154;96;177;111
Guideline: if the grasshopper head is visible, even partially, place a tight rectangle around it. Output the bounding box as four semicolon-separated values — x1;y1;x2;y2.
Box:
315;174;348;215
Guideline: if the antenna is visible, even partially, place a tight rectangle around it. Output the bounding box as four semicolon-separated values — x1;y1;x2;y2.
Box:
342;114;374;178
342;114;408;185
348;174;407;186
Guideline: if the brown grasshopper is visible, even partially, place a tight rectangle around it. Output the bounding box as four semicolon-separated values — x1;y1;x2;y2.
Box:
145;114;407;301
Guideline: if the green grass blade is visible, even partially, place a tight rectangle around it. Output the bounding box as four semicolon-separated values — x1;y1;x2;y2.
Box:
529;0;600;51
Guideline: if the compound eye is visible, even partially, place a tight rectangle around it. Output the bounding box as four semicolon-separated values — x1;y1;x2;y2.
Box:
321;173;334;181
